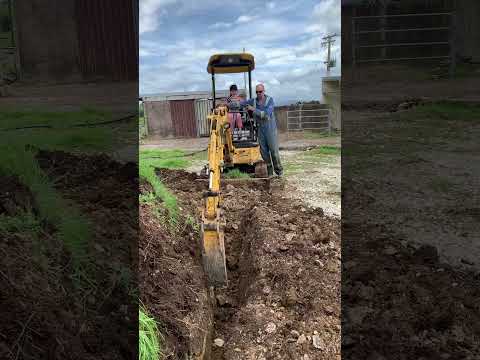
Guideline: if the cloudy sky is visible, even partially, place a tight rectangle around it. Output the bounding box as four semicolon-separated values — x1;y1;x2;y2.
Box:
140;0;341;105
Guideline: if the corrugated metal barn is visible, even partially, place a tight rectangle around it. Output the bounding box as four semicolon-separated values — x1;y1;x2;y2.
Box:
142;90;246;138
12;0;138;81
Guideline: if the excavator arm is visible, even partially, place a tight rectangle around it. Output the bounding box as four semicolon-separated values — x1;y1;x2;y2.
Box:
201;106;230;286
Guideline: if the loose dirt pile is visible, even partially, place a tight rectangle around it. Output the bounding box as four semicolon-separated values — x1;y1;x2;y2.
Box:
342;219;480;359
141;169;341;359
0;151;137;359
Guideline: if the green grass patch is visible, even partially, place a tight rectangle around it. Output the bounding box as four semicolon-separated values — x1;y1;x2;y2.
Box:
140;149;189;168
282;146;341;176
139;305;162;360
185;215;200;233
224;168;251;179
139;149;193;224
415;102;480;122
0;108;116;153
139;161;179;223
190;150;208;161
391;101;480;143
0;147;91;274
0;212;41;239
283;163;304;175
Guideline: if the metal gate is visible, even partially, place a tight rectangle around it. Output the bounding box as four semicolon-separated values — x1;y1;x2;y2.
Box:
194;99;213;137
351;11;456;77
287;106;331;134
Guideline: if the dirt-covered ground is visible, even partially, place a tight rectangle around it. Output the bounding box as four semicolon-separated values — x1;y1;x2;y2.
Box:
341;96;480;358
182;146;341;218
282;149;341;217
140;169;341;359
0;151;137;359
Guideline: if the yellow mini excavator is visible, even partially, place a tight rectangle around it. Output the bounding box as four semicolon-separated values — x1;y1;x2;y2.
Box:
201;53;267;286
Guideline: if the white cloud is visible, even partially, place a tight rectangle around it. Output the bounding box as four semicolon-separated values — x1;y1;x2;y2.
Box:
139;48;151;57
309;0;341;35
139;39;167;58
267;2;276;10
209;22;232;29
140;0;177;34
236;15;258;24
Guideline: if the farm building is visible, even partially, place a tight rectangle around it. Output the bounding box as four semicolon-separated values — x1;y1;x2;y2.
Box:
322;76;341;131
141;90;246;138
2;0;138;82
142;91;334;138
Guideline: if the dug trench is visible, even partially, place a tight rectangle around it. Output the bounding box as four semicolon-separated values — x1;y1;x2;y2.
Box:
141;169;341;359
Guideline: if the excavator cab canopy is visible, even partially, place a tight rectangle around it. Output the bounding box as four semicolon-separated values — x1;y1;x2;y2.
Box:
207;53;255;106
207;53;255;74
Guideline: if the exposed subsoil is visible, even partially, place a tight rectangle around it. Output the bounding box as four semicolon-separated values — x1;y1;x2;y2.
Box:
143;169;341;359
0;150;137;359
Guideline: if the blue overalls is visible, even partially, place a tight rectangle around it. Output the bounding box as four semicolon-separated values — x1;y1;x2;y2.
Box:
241;95;283;176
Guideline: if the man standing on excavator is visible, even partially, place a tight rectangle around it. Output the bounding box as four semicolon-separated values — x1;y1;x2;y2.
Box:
240;83;283;177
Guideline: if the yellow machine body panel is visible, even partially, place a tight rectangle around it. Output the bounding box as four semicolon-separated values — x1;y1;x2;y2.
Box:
232;146;262;165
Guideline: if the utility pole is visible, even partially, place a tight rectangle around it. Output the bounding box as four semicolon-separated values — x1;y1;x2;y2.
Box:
321;33;339;74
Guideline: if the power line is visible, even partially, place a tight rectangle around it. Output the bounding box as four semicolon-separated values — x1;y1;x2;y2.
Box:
321;33;339;74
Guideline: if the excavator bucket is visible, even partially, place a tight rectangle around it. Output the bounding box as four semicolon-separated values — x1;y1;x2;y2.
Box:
201;210;227;286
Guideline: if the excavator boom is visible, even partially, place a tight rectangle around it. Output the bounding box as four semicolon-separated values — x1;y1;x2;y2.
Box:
201;106;229;286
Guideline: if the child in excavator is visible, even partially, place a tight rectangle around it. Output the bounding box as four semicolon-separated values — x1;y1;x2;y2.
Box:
226;84;243;132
